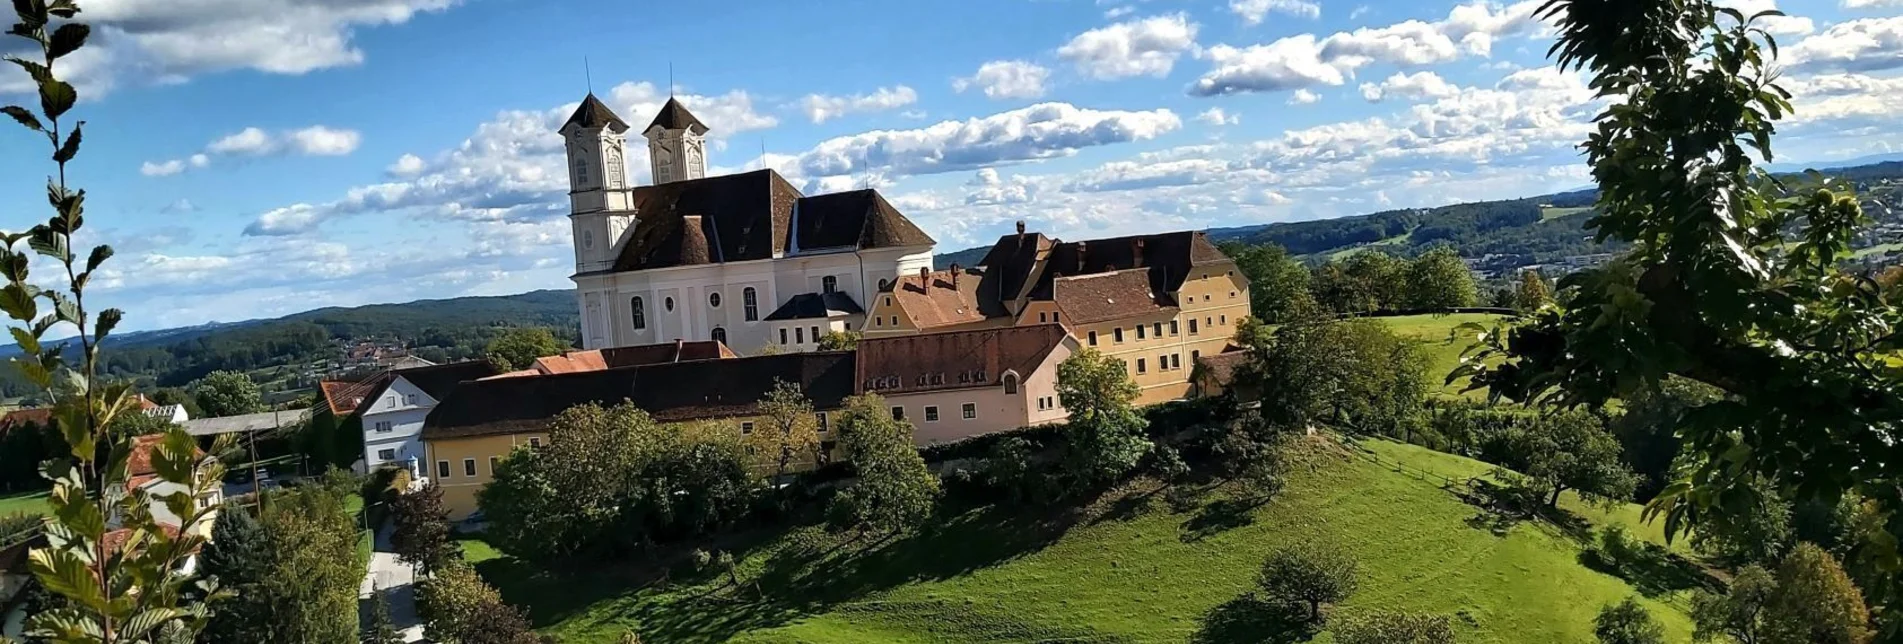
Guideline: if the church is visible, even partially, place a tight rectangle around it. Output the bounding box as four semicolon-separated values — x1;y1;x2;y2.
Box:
562;93;937;355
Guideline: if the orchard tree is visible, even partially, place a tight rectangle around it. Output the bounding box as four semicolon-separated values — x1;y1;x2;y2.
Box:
1245;318;1428;435
830;394;939;535
1691;565;1776;644
1500;412;1638;509
1257;542;1360;621
484;326;567;371
1514;269;1555;312
1403;245;1479;309
753;379;822;484
1594;598;1665;644
1456;0;1903;580
1221;241;1318;323
1054;348;1151;486
191;370;263;418
390;481;457;573
1;3;235;640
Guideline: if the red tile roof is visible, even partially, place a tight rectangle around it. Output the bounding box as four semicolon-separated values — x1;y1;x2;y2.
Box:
885;267;991;330
857;325;1071;395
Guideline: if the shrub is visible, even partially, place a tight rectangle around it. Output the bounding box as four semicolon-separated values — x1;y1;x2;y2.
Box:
1257;542;1360;621
1332;611;1456;644
1593;597;1664;644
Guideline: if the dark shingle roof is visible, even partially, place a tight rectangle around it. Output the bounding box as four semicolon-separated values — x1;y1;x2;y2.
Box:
357;361;500;414
647;97;709;134
607;170;933;273
423;352;857;440
764;292;864;321
795;189;936;251
563;94;629;132
857;324;1071;396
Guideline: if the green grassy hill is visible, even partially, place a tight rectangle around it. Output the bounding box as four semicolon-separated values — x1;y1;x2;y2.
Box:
463;437;1695;643
1383;312;1505;399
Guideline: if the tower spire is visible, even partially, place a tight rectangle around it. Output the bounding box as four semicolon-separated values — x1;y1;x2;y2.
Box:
668;61;675;98
584;56;593;94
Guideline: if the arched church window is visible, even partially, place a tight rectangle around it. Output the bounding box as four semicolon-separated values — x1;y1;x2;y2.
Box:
606;147;624;188
743;288;759;321
709;292;722;308
631;297;646;330
711;327;727;344
573;156;589;184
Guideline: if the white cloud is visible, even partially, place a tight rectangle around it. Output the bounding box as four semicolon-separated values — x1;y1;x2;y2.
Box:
289;126;361;155
966;168;1039;205
1191;35;1345;96
606;82;778;136
798;86;919;124
1058;14;1200;80
1715;0;1812;36
1360;71;1460;102
952;60;1051;100
1062;158;1233;192
1845;0;1903;6
790;102;1181;180
144;125;362;177
1229;0;1320;25
388;153;427;176
1;1;462;97
1288;88;1322;104
1196;107;1240;125
244;203;326;236
1105;5;1135;18
1789;17;1903;71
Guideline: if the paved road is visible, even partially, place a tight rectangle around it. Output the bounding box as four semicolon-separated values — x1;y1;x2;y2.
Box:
359;521;427;643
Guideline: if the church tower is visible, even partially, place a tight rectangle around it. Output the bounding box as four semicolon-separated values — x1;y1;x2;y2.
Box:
644;97;708;184
562;93;635;274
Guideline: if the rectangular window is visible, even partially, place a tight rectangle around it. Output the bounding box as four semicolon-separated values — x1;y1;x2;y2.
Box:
1114;327;1124;343
890;406;905;421
1153;322;1163;337
488;456;499;473
1170;320;1180;335
1160;353;1170;370
436;461;450;479
810;326;821;342
780;328;788;344
406;394;418;405
962;403;976;419
376;449;396;462
1173;354;1183;370
528;437;542;449
816;412;829;433
796;327;805;344
1137;358;1148;374
386;396;396;409
1206;316;1214;327
1136;324;1146;340
741;422;755;435
1191;350;1201;362
463;459;477;477
1221;314;1228;325
1088;331;1098;346
374;421;392;433
924;406;940;422
1189;319;1200;335
1038;312;1046;323
1052;312;1060;323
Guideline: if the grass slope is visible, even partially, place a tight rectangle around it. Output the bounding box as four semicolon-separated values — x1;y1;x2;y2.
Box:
0;490;47;517
1381;312;1504;399
464;438;1690;643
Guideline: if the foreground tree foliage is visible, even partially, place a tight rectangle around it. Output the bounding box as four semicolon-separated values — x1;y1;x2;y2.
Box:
1257;542;1359;621
483;326;568;371
1458;0;1903;600
0;3;233;640
480;402;757;562
418;561;545;644
1594;598;1665;644
830;394;940;535
1241;317;1427;435
189;369;263;418
1332;611;1455;644
1054;347;1152;486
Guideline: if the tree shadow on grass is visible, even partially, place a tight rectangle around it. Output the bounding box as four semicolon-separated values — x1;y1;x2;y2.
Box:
1578;542;1721;597
1180;496;1266;543
1189;593;1319;644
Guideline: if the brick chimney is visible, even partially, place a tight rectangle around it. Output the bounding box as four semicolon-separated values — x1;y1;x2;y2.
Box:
919;266;930;289
1132;238;1145;267
1075;241;1087;273
950;263;961;288
1015;220;1026;237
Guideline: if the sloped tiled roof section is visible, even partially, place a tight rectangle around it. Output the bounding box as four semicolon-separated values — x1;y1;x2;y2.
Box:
612;169;802;271
1051;269;1170;324
885;267;992;329
857;324;1070;396
319;377;386;416
795;189;935;251
563;93;629;132
423;351;856;440
765;292;864;321
647;97;709;134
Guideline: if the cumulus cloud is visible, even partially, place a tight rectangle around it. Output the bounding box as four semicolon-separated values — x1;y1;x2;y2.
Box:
1360;71;1460;102
1189;0;1542;96
387;153;427;176
1230;0;1320;24
798;86;918;124
789;102;1181;180
1196;107;1240;125
1062;158;1233;192
1;0;461;98
966;168;1039;205
1788;17;1903;72
952;60;1051;100
1288;88;1322;104
145;125;361;177
1058;14;1200;80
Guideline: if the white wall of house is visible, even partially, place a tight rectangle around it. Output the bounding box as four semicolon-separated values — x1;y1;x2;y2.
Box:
142;476;221;538
359;376;436;477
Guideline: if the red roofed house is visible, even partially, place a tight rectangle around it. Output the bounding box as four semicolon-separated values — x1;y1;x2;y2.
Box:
124;434;222;539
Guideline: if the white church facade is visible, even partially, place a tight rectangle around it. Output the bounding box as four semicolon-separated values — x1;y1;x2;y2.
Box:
563;94;937;355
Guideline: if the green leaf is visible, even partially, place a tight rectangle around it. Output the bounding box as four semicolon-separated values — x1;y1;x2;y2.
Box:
10;0;44;29
3;56;46;84
8;327;36;355
51;120;77;163
0;283;35;322
37;77;72;121
83;243;108;272
25;227;64;261
0;105;40;131
95;308;119;342
53;295;76;326
45;22;84;60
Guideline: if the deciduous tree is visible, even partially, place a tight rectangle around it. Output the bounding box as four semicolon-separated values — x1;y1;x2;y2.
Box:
259;486;365;644
816;330;861;351
1692;564;1775;644
363;585;404;644
1514;269;1554;312
391;481;457;573
191;370;264;418
1055;348;1150;486
1403;245;1479;309
1257;542;1359;621
1221;241;1318;323
483;326;568;372
1764;543;1873;644
753;379;822;484
1499;411;1638;509
418;561;545;644
1594;598;1665;644
1244;318;1427;435
831;394;939;534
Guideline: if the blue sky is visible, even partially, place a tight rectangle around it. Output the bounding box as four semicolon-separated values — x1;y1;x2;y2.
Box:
0;0;1897;331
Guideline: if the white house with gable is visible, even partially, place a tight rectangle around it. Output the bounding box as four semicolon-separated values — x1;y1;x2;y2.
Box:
562;93;939;356
357;361;498;477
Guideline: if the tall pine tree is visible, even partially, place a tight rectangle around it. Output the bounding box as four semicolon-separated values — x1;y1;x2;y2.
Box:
200;507;275;643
